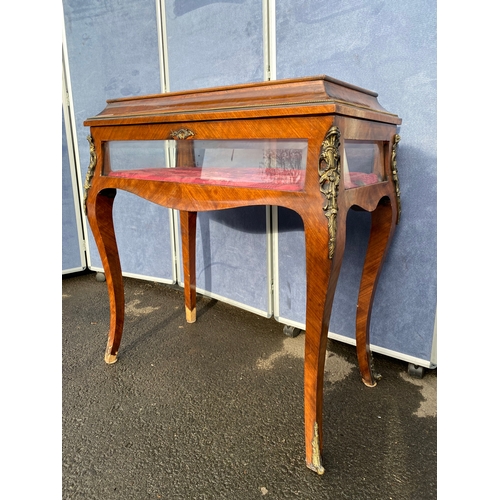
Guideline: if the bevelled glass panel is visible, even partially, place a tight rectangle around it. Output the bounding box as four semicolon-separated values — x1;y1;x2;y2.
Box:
105;139;308;191
343;141;385;189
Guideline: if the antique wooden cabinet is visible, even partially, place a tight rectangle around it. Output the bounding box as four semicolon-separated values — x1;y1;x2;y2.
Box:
84;76;402;474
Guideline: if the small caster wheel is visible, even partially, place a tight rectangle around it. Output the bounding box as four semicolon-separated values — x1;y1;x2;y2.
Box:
283;325;302;338
408;363;424;379
96;272;106;282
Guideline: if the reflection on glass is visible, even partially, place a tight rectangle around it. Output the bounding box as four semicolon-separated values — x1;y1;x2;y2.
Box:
343;141;385;189
105;139;308;191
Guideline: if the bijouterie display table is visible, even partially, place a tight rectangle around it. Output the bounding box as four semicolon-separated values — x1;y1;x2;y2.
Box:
83;75;402;474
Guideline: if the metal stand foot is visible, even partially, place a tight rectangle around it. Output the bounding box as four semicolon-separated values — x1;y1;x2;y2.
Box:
283;325;302;338
408;363;424;379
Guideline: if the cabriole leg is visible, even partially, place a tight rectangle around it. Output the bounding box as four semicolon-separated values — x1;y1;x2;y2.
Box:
355;199;397;386
180;210;197;323
303;212;347;475
86;188;124;364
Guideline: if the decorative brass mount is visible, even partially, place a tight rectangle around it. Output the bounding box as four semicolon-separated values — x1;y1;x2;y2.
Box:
311;422;325;475
391;134;402;224
170;128;195;140
318;126;341;259
83;135;97;215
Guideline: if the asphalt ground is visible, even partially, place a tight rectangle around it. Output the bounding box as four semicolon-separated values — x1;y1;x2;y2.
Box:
62;272;437;499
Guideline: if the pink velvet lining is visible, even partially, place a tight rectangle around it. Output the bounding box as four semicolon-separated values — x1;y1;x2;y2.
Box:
107;168;381;191
344;172;380;189
108;167;306;191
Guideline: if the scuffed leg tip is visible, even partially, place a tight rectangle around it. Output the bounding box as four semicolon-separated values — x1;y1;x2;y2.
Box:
104;353;118;364
362;372;382;387
185;306;196;323
306;462;325;475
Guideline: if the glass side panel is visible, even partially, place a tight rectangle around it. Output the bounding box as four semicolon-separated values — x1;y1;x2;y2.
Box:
105;140;168;172
105;139;308;191
343;141;386;189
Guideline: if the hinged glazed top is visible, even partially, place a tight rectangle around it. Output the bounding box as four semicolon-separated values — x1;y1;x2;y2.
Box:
84;75;401;127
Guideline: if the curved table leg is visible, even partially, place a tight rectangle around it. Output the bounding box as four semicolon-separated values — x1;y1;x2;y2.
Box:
86;188;124;364
303;210;347;474
180;210;197;323
355;199;397;387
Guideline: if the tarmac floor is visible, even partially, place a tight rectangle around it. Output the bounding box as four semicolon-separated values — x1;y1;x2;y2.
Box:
62;272;437;499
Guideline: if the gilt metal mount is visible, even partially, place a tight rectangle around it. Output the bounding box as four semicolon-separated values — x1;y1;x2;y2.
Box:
311;422;325;475
318;126;341;259
83;135;97;215
391;134;402;224
170;128;195;140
